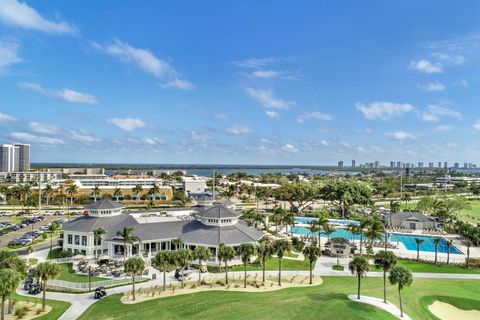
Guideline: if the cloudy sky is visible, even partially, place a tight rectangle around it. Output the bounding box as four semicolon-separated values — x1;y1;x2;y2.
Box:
0;0;479;165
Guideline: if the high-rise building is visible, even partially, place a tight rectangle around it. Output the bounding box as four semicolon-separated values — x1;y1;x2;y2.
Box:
351;160;356;168
464;163;468;169
438;162;442;168
338;161;344;168
454;163;459;169
374;161;380;168
14;143;30;172
418;162;424;168
429;162;434;168
444;161;448;169
0;144;18;172
390;161;395;168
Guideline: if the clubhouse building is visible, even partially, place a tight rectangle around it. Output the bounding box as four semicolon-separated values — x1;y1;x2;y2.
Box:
62;199;265;264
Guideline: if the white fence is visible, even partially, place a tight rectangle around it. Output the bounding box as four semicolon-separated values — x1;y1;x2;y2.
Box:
393;251;466;264
48;276;150;291
49;257;73;264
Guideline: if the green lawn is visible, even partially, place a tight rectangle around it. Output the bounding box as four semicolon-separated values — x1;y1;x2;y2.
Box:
78;276;480;320
370;259;480;274
11;293;70;320
57;263;108;283
230;257;312;272
458;199;480;224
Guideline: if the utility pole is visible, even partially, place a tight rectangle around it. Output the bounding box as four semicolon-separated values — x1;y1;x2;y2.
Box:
38;171;41;215
212;170;215;201
400;170;403;201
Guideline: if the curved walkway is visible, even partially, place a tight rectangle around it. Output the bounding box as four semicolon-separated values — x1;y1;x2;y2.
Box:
348;295;412;320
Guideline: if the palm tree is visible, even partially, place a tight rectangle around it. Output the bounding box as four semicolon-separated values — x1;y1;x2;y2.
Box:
349;256;369;299
282;212;296;234
93;227;106;262
217;244;235;285
465;240;472;269
174;248;192;288
124;257;145;301
43;184;53;207
0;250;27;314
302;245;321;284
374;251;397;303
239;243;255;288
115;227;141;263
256;241;273;283
35;262;61;311
0;268;21;320
193;246;211;285
365;218;384;249
113;188;123;202
171;238;183;251
309;220;322;249
65;185;77;206
414;238;424;261
389;266;413;318
132;184;143;202
47;221;61;253
148;184;161;205
92;186;101;202
358;217;371;255
274;239;291;286
151;251;172;291
401;193;412;204
446;239;452;264
433;237;440;264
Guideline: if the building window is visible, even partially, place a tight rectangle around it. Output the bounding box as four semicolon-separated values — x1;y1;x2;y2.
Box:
74;235;80;245
81;236;87;246
67;234;73;244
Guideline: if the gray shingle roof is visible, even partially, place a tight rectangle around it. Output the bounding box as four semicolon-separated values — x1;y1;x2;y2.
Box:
62;214;138;239
384;211;435;223
84;199;125;210
196;204;241;218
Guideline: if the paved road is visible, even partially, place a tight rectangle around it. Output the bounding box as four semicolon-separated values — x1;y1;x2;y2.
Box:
0;215;62;249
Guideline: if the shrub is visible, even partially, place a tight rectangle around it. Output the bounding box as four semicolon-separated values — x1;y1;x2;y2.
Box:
190;283;197;289
36;308;43;315
332;265;345;271
15;306;30;319
215;280;224;286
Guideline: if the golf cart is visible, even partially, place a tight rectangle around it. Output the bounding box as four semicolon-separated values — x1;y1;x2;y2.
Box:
94;286;107;299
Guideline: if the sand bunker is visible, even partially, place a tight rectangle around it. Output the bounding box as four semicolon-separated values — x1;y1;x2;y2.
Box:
5;301;52;320
122;274;322;304
428;301;480;320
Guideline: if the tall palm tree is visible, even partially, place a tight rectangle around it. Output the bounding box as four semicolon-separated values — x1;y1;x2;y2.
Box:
389;266;413;318
124;257;145;301
239;243;255;288
174;248;192;288
0;250;27;314
171;238;183;251
65;185;77;206
358;217;371;255
48;221;61;253
274;239;291;286
151;251;172;291
414;238;424;261
149;184;161;204
365;218;384;249
115;227;141;263
401;193;412;204
35;262;61;311
217;244;235;285
446;239;452;264
43;184;53;207
433;237;440;264
374;251;397;303
193;246;211;285
465;240;472;269
349;256;369;300
282;212;296;234
93;227;106;262
256;241;273;283
0;269;21;320
113;188;123;202
92;186;101;202
132;184;143;202
302;245;321;284
309;220;322;249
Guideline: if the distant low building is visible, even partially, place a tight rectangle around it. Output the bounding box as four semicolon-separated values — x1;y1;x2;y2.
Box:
383;211;437;230
182;176;207;195
326;237;353;257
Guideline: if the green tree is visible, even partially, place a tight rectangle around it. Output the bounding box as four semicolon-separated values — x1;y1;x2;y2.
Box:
389;266;413;318
433;237;440;264
239;243;255;288
274;239;291;286
93;227;106;262
113;188;123;201
151;250;172;291
92;186;101;202
0;269;21;320
358;217;371;255
374;251;397;303
302;245;321;284
414;238;424;261
132;184;143;202
217;244;235;285
173;248;192;288
47;221;61;253
43;184;53;206
115;227;141;263
193;246;211;285
35;262;61;311
256;241;273;283
0;250;27;314
465;240;472;269
320;180;373;218
365;218;384;249
124;257;145;301
446;239;452;264
349;256;369;299
171;238;183;251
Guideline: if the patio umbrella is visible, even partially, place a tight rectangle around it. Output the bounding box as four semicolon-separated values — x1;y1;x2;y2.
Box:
87;263;99;268
72;254;85;260
84;255;94;260
99;255;111;260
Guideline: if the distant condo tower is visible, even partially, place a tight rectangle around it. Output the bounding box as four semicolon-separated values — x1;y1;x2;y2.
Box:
0;143;30;172
14;143;30;172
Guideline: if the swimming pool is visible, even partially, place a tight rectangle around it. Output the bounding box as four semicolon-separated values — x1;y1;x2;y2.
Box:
295;217;360;226
290;226;462;254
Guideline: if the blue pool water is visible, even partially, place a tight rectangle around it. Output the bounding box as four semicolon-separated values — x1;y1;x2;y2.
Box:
295;217;360;226
290;226;462;254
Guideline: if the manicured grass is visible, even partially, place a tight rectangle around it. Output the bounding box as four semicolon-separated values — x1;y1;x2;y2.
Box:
458;199;480;224
78;276;480;320
11;292;70;320
369;259;480;274
57;263;108;283
22;257;38;265
47;248;69;260
229;257;312;272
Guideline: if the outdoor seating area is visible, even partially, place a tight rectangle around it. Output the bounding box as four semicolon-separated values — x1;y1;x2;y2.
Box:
74;257;126;278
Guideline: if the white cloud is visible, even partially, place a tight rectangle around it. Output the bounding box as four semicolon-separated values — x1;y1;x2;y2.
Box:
225;124;251;135
69;130;101;143
281;144;299;153
0;0;74;34
473;121;480;132
246;88;294;110
233;57;279;68
435;125;452;131
356;101;414;121
0;112;17;122
18;82;98;104
431;52;465;65
94;40;192;90
107;117;146;132
214;114;228;120
421;81;445;92
297;111;333;123
385;131;416;141
420;105;462;122
409;59;443;73
0;40;22;70
9;131;64;145
320;140;329;147
265;110;279;119
28;121;59;134
251;70;281;79
454;79;469;87
140;137;164;145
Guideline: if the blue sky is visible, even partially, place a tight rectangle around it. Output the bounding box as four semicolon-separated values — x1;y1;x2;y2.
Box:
0;0;479;165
